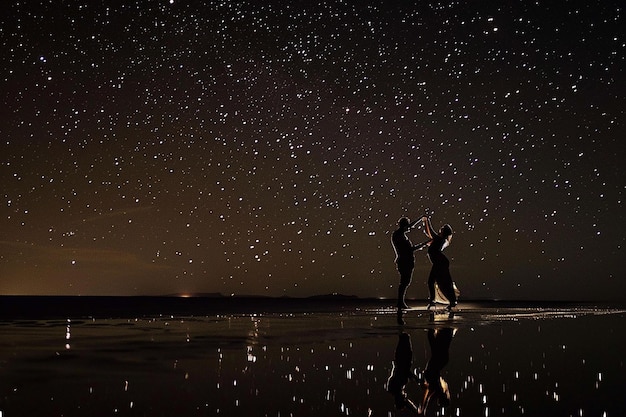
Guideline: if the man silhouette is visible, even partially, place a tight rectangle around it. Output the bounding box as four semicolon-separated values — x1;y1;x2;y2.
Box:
386;332;419;412
392;217;430;309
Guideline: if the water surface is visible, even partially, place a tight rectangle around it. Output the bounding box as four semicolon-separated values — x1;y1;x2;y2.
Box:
0;303;624;416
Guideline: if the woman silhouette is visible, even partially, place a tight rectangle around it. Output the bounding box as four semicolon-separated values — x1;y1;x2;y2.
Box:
423;216;458;310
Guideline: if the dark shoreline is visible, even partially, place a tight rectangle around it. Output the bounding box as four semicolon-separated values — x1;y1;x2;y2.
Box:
0;295;622;320
0;295;374;319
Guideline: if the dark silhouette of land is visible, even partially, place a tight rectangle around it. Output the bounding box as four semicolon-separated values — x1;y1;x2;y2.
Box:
0;295;619;320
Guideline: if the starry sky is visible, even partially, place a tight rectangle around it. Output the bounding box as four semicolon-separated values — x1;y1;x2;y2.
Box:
1;0;624;300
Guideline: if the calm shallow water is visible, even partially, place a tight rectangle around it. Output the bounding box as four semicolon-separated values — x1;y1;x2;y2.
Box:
0;304;624;416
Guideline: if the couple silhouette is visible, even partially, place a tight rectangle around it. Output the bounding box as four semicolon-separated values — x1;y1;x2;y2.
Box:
392;215;459;311
386;328;456;415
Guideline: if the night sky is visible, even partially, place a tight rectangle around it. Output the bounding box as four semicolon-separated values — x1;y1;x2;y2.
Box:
1;1;624;300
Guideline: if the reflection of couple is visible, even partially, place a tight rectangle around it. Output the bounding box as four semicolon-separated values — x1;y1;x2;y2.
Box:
386;328;455;415
392;215;459;310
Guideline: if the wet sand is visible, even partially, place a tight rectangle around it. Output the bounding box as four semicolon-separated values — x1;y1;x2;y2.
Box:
0;300;625;416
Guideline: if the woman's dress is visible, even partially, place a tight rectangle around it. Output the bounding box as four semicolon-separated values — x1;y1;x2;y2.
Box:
427;235;460;305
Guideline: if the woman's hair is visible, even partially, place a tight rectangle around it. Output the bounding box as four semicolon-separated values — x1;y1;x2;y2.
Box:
441;224;453;237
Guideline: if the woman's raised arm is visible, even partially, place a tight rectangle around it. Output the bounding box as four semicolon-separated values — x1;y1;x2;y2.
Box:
423;216;435;239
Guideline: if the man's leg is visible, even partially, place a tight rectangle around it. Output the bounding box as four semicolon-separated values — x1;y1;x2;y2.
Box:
397;267;412;308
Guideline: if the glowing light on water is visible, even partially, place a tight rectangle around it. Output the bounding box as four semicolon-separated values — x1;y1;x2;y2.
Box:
247;346;257;362
65;319;71;350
